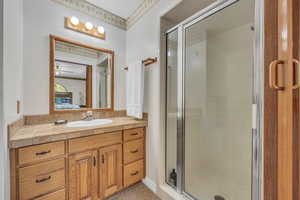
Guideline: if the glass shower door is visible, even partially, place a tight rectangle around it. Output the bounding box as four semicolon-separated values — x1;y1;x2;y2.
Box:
183;0;254;199
166;29;178;187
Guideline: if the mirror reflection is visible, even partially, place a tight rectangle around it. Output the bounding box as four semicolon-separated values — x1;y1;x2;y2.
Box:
53;39;113;111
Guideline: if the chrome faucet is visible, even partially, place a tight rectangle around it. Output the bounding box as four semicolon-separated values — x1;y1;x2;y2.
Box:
82;111;93;121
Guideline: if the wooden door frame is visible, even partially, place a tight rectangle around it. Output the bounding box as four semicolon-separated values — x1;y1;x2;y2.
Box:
264;0;299;200
264;0;279;199
277;0;294;199
292;0;300;199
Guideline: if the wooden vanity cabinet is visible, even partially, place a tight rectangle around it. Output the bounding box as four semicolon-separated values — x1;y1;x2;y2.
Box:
99;144;123;199
123;128;145;188
19;158;66;200
68;150;98;200
10;128;146;200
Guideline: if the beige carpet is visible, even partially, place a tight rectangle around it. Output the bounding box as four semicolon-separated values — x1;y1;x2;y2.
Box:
107;183;161;200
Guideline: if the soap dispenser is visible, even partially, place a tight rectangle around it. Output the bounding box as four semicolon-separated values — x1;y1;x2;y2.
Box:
169;169;177;187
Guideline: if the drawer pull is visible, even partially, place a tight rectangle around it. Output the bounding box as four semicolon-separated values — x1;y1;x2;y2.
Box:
36;150;51;156
131;133;139;136
131;171;139;176
36;176;51;183
130;149;139;154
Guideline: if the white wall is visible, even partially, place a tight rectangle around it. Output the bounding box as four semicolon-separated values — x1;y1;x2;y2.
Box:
2;0;24;199
126;0;182;196
23;0;127;115
0;0;4;198
3;0;23;122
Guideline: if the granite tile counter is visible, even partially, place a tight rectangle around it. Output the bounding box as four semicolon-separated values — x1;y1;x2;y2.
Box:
9;117;147;148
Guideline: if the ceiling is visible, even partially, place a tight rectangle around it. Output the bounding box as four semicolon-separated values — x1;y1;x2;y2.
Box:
163;0;218;25
86;0;145;19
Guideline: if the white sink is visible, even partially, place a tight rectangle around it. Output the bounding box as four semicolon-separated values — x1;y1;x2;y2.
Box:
66;119;113;128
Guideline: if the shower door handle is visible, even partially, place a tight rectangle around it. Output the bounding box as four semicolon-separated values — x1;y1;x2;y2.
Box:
292;59;300;90
269;60;284;90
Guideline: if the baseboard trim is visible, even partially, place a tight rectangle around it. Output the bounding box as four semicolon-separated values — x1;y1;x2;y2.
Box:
143;177;157;193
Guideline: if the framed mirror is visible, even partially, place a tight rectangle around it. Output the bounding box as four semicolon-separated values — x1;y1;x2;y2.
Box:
49;35;114;113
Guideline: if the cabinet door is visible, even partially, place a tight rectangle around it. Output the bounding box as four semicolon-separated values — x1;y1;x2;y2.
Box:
99;144;123;199
69;150;98;200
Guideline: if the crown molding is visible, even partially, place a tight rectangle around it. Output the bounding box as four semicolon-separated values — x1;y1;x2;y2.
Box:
127;0;160;29
51;0;127;30
51;0;160;30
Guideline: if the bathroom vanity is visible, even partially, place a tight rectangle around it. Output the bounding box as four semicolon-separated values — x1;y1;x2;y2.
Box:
9;117;147;200
8;34;148;200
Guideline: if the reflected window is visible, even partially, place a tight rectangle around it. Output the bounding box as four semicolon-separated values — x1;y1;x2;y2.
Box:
55;83;68;92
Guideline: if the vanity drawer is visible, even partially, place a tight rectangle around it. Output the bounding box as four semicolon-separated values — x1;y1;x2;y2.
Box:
19;158;65;200
18;141;65;165
124;128;144;141
124;159;145;187
69;131;122;153
34;189;65;200
124;139;144;164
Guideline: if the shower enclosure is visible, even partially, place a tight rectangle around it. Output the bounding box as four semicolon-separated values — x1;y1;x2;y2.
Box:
165;0;263;199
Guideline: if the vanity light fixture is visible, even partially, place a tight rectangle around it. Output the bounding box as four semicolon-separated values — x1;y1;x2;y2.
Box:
85;22;93;31
65;17;105;40
70;16;79;26
97;26;105;34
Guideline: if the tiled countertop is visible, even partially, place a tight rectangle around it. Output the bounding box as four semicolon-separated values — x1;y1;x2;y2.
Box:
9;117;147;149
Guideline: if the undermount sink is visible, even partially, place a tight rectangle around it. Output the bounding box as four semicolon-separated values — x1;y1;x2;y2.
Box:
66;119;113;128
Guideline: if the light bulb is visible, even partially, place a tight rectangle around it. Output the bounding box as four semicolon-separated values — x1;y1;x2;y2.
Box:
97;26;105;34
85;22;93;30
70;16;79;26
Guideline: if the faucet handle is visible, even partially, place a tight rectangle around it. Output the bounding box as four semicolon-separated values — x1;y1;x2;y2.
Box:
86;111;93;116
81;111;93;121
